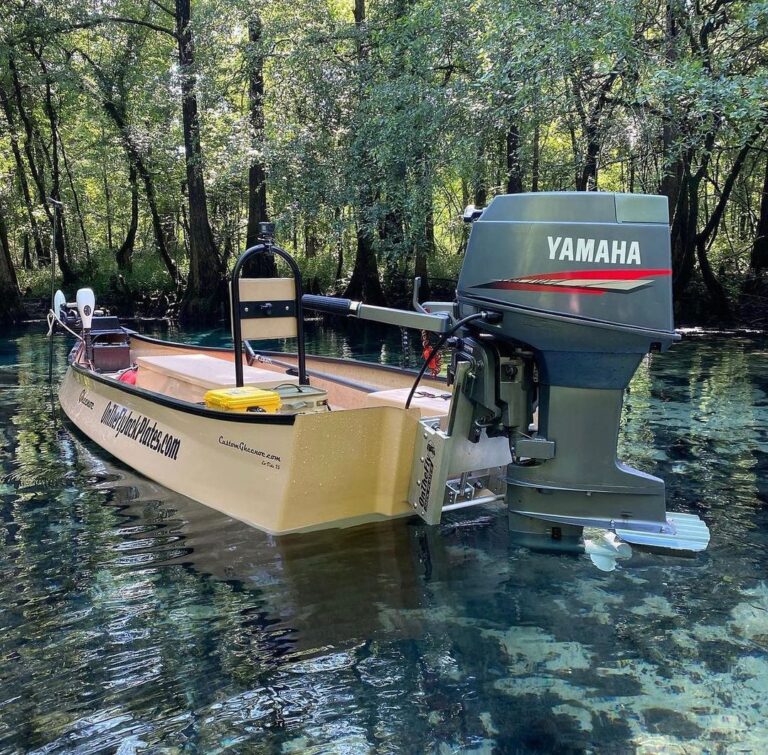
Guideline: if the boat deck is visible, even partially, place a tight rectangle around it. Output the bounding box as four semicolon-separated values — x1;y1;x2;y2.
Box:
97;334;453;419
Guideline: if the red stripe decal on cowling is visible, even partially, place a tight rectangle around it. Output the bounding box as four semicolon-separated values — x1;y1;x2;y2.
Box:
474;269;671;296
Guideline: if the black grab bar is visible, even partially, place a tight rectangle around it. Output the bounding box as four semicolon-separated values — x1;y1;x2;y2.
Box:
230;230;308;387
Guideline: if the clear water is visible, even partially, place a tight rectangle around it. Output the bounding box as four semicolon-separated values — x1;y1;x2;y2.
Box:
1;324;767;753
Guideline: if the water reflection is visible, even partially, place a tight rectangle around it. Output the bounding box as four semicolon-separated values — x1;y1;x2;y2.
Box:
0;327;767;751
147;318;412;367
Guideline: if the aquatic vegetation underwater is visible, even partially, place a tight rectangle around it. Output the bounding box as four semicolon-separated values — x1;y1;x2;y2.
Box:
0;327;767;753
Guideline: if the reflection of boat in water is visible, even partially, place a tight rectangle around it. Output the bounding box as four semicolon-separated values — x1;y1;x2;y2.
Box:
84;450;507;650
55;193;710;566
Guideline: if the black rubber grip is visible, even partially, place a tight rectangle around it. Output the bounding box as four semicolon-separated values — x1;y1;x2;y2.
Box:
301;294;354;316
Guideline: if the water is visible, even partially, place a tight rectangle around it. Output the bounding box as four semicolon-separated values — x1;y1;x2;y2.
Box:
1;324;767;753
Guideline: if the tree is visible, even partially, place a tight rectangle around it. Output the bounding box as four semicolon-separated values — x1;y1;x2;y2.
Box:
175;0;222;322
243;14;275;278
342;0;386;305
653;0;767;318
0;0;766;326
0;79;46;267
72;42;181;281
0;199;23;324
751;152;768;273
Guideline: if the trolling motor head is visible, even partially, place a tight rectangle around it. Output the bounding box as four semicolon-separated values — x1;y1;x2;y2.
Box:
52;290;66;324
76;288;96;330
75;288;96;364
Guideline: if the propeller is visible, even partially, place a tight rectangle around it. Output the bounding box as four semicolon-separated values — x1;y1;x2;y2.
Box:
583;532;632;572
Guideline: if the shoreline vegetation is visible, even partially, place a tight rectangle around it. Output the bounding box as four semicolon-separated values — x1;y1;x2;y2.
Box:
2;0;767;328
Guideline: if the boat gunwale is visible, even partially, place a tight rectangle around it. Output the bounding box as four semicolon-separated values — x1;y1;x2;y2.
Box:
69;359;297;426
70;329;446;425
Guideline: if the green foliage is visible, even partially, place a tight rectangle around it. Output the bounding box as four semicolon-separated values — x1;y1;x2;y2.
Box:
0;0;766;321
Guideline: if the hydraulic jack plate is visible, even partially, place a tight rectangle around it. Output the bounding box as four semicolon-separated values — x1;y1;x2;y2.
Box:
408;419;510;525
409;422;451;524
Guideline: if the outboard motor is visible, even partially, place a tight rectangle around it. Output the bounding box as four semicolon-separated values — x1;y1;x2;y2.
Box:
301;191;709;563
453;192;707;555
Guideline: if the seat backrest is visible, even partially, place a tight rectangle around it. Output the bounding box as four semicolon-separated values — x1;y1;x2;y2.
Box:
232;278;298;340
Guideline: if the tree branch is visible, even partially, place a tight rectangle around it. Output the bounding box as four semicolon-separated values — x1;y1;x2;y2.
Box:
148;0;175;18
55;16;177;40
697;125;767;245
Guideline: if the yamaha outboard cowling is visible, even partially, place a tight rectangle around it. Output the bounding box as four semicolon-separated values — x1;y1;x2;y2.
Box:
457;192;681;540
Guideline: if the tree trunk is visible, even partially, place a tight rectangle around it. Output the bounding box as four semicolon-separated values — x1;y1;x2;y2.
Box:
243;15;275;278
505;123;524;194
334;207;344;283
571;66;620;192
176;0;223;324
692;124;765;318
661;1;698;305
9;56;46;198
22;235;32;270
671;172;699;297
304;221;319;258
60;133;91;264
0;201;23;324
39;61;75;284
579;119;601;191
10;53;57;267
244;24;267;229
344;219;387;305
102;101;179;282
343;0;386;305
531;124;540;192
0;82;46;266
413;157;433;300
116;162;139;272
103;168;113;253
473;144;487;207
751;154;768;272
413;229;431;302
695;236;731;321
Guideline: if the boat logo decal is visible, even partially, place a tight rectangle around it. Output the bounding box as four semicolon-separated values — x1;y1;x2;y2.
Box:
473;268;672;296
218;436;281;469
547;236;642;265
78;390;95;410
417;441;437;515
100;402;181;461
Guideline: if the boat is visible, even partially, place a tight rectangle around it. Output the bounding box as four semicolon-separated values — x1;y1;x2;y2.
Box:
53;192;710;568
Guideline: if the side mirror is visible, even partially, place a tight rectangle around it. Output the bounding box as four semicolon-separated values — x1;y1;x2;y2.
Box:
76;288;96;330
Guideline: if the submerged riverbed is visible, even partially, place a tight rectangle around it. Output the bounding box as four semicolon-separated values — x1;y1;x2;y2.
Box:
0;324;767;753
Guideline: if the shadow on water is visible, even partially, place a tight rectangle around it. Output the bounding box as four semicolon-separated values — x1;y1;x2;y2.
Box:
0;326;767;752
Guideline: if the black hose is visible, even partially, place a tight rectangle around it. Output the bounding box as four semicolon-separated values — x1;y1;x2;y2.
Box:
404;312;487;410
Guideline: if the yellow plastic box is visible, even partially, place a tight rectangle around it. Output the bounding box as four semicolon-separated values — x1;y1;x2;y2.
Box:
204;386;282;413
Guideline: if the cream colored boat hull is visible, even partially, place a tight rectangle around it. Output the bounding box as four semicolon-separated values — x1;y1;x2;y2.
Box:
59;364;420;534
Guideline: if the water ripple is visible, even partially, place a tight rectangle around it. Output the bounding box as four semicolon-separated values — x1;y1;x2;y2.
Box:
0;328;767;751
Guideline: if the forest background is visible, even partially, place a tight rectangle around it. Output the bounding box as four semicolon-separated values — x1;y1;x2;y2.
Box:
1;0;767;327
